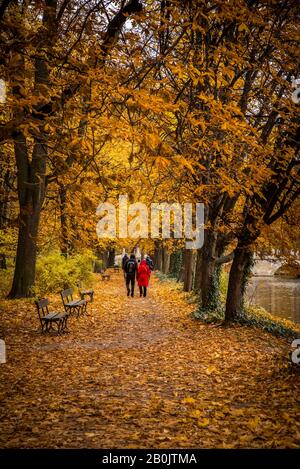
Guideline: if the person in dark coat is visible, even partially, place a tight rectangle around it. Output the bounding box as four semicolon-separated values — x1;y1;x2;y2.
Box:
124;254;138;297
137;259;151;297
145;255;154;271
122;253;129;271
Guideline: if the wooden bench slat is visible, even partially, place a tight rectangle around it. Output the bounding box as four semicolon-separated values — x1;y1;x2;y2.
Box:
65;300;86;307
42;312;68;321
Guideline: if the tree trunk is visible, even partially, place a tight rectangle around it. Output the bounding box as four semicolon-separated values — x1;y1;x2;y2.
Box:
177;249;185;282
168;249;183;279
198;228;218;308
162;247;170;274
193;249;202;292
9;199;41;297
59;185;70;257
195;194;235;307
100;251;109;270
0;167;12;270
154;240;163;270
225;245;253;321
191;249;198;290
183;249;194;292
8;135;47;297
8;1;56;297
169;252;176;276
107;249;115;267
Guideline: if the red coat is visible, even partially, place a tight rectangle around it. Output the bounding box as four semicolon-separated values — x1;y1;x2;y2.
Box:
137;260;151;287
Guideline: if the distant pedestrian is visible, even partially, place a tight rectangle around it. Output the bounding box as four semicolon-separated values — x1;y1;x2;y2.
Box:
124;253;138;297
145;255;154;271
122;253;129;279
137;259;151;297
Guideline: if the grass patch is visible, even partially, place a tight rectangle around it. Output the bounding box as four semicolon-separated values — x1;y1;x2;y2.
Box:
239;305;300;338
155;271;181;286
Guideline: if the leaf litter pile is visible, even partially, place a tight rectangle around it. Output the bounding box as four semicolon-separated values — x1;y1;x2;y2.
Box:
0;272;299;448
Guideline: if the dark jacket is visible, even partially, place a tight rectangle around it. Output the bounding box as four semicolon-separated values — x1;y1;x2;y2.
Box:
124;258;138;277
146;257;154;271
122;254;129;271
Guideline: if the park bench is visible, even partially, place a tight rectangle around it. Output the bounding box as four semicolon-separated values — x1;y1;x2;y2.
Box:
60;288;87;317
77;281;94;303
35;298;69;334
79;289;94;303
101;273;111;281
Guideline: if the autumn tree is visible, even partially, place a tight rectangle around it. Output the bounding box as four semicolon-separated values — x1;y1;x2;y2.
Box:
143;0;300;313
0;0;143;297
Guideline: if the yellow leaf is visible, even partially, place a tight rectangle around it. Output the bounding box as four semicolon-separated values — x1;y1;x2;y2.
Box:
238;23;250;33
197;418;210;428
248;416;261;431
190;409;202;419
206;365;217;375
182;397;196;404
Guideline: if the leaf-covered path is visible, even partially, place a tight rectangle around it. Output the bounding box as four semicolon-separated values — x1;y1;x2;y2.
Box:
0;272;299;448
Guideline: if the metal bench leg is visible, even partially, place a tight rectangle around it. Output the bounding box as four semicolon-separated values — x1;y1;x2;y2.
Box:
63;316;69;333
59;319;66;335
50;320;57;334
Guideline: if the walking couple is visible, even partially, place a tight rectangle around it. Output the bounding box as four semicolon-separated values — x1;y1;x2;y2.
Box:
122;253;154;298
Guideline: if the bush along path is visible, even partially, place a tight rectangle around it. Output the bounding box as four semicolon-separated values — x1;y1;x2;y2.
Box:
0;271;299;448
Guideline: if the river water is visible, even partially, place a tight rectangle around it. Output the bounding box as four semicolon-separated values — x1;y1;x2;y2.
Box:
246;276;300;324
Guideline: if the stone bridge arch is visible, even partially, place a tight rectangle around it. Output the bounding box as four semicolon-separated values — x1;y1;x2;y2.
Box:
252;259;284;276
252;254;300;276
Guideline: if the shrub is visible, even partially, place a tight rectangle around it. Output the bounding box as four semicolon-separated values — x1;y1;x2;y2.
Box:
0;268;13;297
34;250;96;296
93;259;103;273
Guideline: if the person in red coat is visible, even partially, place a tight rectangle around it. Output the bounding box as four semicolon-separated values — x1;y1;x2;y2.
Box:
137;259;151;297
